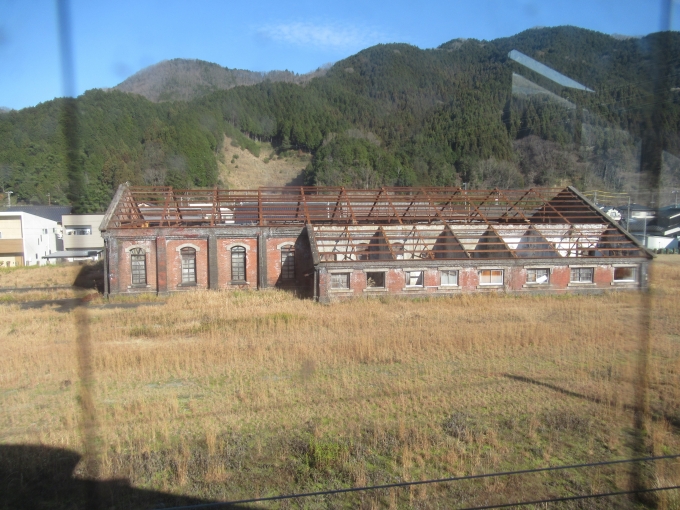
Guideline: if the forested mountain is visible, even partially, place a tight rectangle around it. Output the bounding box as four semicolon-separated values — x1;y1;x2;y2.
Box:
2;26;680;212
113;59;330;102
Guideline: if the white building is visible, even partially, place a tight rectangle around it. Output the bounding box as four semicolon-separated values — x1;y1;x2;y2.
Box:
0;212;59;267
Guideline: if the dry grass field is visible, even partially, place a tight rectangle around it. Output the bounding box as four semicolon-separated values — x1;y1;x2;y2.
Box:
218;136;309;189
1;258;680;508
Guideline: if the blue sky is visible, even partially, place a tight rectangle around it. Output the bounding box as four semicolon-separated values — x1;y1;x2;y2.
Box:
1;0;678;110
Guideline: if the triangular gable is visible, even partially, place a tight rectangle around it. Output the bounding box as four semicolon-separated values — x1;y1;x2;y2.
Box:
433;227;469;259
368;229;393;260
515;225;560;258
596;226;647;257
472;227;515;259
530;188;602;224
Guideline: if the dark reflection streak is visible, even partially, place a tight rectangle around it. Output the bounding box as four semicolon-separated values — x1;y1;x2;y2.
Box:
630;1;673;505
56;1;100;508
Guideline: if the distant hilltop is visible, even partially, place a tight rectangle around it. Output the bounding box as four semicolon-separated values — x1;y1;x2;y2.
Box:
112;58;330;103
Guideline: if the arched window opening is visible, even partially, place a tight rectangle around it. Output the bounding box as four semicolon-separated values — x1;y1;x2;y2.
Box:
231;246;246;282
180;247;196;284
281;245;295;281
130;247;146;285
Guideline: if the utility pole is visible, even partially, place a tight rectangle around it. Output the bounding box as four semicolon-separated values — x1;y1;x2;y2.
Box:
47;193;51;206
5;190;12;207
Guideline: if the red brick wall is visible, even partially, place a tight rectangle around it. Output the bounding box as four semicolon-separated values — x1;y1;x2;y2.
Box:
116;239;158;292
166;239;209;290
266;237;298;287
320;264;625;302
217;238;258;289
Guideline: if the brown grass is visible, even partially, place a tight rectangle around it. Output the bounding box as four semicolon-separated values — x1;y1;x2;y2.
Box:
218;136;310;188
1;257;680;507
0;263;82;288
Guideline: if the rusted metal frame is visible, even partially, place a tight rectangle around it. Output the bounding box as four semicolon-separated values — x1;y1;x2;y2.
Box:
258;189;263;226
421;188;452;225
159;189;173;228
468;188;504;222
497;188;534;223
118;188;144;227
299;188;311;223
210;188;217;227
330;190;344;222
519;226;561;257
366;188;384;221
383;188;403;224
444;224;471;258
378;226;397;260
401;188;426;222
406;224;435;260
486;224;518;258
341;188;358;224
436;188;464;221
531;188;575;225
460;192;492;226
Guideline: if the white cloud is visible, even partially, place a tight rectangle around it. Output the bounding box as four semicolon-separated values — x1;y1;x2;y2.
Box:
257;21;384;50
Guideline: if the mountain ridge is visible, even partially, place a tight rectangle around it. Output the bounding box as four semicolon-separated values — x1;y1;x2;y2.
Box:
113;58;330;102
2;26;679;212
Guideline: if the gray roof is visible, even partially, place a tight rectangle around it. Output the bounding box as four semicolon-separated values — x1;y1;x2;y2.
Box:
6;206;72;223
44;249;102;259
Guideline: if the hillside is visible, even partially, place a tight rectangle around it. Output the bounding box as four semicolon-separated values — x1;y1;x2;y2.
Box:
218;136;308;188
1;26;680;212
113;58;329;102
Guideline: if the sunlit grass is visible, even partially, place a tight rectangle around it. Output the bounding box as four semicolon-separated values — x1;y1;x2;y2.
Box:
1;257;679;507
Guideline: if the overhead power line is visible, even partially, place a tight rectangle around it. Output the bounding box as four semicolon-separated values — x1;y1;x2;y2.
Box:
460;485;680;510
162;453;680;510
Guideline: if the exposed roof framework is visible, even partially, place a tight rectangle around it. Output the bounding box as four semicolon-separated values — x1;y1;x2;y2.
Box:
102;185;649;260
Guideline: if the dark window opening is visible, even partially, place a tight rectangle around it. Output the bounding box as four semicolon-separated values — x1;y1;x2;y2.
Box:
281;246;295;280
614;266;637;282
366;272;385;288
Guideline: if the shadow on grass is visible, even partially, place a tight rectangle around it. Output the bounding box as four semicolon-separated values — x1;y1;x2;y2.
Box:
503;373;680;430
73;260;105;293
0;444;257;510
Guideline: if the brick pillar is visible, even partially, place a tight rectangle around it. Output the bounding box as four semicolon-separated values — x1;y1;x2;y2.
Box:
208;234;218;289
156;236;168;294
103;238;110;296
258;231;267;289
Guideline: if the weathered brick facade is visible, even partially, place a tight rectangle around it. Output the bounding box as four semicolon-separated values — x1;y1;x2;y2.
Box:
100;185;653;301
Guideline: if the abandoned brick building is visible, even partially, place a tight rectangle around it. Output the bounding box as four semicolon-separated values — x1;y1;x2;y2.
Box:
99;185;652;302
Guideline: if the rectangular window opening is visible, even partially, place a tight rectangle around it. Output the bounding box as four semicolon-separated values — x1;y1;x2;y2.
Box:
366;271;385;288
406;270;424;287
479;269;503;285
570;267;594;283
331;273;350;290
441;270;458;286
614;266;637;282
281;246;295;281
181;249;197;284
526;268;550;285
